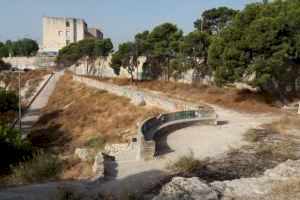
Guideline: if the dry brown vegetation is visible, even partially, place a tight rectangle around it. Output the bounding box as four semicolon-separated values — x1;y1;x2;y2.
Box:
27;73;163;180
87;77;281;113
8;68;52;90
264;114;300;132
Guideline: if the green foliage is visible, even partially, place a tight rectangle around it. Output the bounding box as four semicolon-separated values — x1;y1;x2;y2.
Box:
0;39;39;57
9;151;63;185
167;151;202;173
56;38;113;67
0;87;18;114
0;124;32;173
194;7;238;34
111;42;137;80
208;0;300;95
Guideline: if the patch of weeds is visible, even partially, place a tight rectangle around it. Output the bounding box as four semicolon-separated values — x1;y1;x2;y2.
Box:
92;89;107;97
85;136;106;152
167;151;206;174
139;101;146;107
56;185;84;200
271;179;300;194
9;151;63;185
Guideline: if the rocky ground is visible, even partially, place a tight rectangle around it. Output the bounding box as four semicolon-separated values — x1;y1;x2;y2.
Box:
154;159;300;200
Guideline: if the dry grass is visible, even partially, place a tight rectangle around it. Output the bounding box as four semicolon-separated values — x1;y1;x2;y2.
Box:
9;68;52;90
60;156;94;180
167;151;209;174
270;179;300;198
264;114;300;132
27;73;163;180
88;77;279;113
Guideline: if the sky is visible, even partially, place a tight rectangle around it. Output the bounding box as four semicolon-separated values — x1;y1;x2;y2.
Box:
0;0;261;48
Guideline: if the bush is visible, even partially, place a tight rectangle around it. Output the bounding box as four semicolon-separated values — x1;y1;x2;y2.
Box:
0;124;32;173
9;151;63;185
167;151;204;173
0;87;18;114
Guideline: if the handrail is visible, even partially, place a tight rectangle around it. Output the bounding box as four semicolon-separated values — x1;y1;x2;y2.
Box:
12;72;55;128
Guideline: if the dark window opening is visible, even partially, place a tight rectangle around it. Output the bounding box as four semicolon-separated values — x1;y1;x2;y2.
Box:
66;22;70;27
66;40;70;45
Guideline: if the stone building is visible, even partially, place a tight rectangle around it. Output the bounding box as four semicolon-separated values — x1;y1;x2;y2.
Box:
42;16;103;52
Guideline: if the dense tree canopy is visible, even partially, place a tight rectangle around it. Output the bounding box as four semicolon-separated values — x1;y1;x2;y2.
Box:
208;0;300;96
111;42;137;81
194;7;238;35
0;39;39;57
56;38;113;67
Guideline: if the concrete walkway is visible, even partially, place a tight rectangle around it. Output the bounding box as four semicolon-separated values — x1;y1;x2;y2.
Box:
17;71;64;136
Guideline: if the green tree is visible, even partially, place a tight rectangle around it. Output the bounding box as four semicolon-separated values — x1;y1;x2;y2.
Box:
0;39;39;57
56;38;113;67
174;30;211;82
194;7;238;35
148;23;183;80
111;42;137;81
208;0;300;98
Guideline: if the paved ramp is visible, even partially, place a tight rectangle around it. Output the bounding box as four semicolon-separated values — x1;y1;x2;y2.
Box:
17;71;64;136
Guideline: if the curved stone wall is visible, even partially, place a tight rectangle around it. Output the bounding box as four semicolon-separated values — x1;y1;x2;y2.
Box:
138;109;217;160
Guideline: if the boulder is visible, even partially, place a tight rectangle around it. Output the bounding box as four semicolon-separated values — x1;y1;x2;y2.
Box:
74;148;92;161
153;177;218;200
92;152;105;180
103;143;130;155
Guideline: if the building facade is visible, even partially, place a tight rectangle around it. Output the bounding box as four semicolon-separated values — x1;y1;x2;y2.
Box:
42;16;103;52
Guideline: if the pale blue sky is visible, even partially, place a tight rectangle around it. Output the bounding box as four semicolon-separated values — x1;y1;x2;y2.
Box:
0;0;261;48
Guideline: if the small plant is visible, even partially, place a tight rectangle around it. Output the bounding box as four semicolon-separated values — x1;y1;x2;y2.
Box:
167;151;203;173
243;129;259;143
139;100;146;106
85;136;106;152
9;151;63;185
92;89;107;97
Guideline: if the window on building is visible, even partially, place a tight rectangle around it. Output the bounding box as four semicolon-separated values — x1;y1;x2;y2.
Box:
66;22;70;27
66;40;70;45
58;31;63;36
66;31;71;37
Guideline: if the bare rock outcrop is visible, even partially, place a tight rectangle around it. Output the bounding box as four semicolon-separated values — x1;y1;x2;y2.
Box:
74;148;92;161
153;159;300;200
153;177;218;200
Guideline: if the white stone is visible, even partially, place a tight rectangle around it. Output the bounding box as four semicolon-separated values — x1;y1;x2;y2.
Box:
103;143;130;155
92;152;104;180
74;148;91;161
153;177;218;200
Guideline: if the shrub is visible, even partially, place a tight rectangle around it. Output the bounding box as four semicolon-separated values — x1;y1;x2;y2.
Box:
9;151;63;185
167;151;204;173
243;129;259;143
85;136;106;153
0;124;32;173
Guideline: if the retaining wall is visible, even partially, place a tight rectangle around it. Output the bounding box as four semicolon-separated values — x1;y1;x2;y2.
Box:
72;75;204;111
138;110;217;160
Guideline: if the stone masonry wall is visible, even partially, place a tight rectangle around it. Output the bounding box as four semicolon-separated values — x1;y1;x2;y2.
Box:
72;75;204;112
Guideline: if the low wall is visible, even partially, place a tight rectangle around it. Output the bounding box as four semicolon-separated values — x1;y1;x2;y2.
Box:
72;75;204;111
3;56;56;68
138;110;217;160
